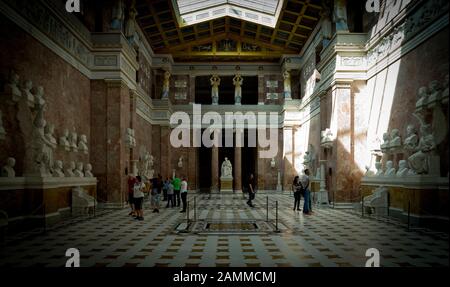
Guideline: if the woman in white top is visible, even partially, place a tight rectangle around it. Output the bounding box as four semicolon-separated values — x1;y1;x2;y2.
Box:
180;177;188;213
133;176;146;221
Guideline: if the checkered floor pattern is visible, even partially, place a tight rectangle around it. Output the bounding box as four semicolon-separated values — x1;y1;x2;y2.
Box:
0;193;448;267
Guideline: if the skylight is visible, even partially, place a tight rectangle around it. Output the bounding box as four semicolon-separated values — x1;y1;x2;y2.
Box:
173;0;284;28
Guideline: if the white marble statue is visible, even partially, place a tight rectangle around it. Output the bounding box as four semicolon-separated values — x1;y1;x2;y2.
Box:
0;110;6;140
380;132;390;152
320;4;333;40
408;124;436;174
210;75;220;105
22;80;35;107
427;80;442;107
283;70;291;98
271;158;276;169
375;161;383;176
384;161;396;177
178;156;183;168
161;71;171;99
221;157;233;178
389;129;402;149
415;86;429;110
53;160;65;178
84;163;94;178
65;161;76;177
303;151;312;167
69;131;78;152
139;152;154;180
125;4;138;41
396;160;409;177
44;124;57;149
233;74;243;105
111;0;125;30
364;186;388;215
1;157;16;178
365;166;375;177
78;134;89;154
59;129;71;151
404;124;419;154
74;162;84;178
333;0;348;31
321;128;334;144
6;71;22;102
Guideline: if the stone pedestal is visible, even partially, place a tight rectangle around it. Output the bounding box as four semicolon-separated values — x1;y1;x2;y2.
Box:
317;161;329;204
220;177;233;193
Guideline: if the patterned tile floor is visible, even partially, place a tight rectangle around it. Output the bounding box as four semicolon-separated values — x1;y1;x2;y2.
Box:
0;193;448;267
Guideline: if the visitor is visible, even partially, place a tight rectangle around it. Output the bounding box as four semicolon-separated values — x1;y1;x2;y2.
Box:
247;174;256;208
292;176;303;211
162;177;170;201
172;175;181;207
127;174;137;216
180;177;188;213
301;169;312;215
151;176;161;213
133;176;145;221
166;180;175;208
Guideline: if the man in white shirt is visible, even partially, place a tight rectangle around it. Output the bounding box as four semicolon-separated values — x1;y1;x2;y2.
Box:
180;177;188;213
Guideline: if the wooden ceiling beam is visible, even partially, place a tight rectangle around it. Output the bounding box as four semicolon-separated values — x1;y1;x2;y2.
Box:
146;0;170;48
286;0;309;48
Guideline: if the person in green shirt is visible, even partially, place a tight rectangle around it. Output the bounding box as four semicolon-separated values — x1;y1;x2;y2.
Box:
172;176;181;207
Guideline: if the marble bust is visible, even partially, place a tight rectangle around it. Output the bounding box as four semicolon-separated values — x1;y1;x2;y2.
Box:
1;157;16;178
415;86;429;110
396;160;409;177
53;160;65;177
221;157;232;178
408;124;436;174
427;80;442;107
6;71;22;102
178;157;183;168
78;134;89;154
65;161;76;177
375;161;383;176
74;162;84;177
44;124;57;149
84;163;94;178
380;133;390;152
59;129;71;151
69;132;78;152
404;124;418;153
384;161;396;177
389;129;402;149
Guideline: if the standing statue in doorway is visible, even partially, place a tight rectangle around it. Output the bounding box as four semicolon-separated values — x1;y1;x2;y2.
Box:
283;70;292;99
333;0;349;31
211;75;221;105
233;74;243;105
111;0;125;31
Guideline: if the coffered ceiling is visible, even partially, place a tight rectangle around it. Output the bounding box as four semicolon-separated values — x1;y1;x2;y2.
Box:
136;0;323;62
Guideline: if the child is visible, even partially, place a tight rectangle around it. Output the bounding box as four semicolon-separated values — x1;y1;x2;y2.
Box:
133;176;146;221
166;181;175;208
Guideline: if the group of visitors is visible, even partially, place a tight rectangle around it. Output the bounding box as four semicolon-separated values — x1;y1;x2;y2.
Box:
127;173;189;221
292;169;313;215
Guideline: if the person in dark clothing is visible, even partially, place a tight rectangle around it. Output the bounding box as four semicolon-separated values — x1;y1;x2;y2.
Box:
247;174;256;208
292;176;303;211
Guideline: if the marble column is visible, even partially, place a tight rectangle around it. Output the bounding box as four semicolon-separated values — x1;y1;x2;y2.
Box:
189;75;195;105
333;82;354;203
282;126;294;191
160;126;171;179
258;74;265;105
234;146;242;193
211;145;219;192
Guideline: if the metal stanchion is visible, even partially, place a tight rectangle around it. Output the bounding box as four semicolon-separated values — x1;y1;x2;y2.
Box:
275;201;280;233
194;196;197;222
266;196;269;222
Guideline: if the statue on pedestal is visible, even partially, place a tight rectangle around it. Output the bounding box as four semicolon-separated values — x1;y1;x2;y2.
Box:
44;124;57;149
139;152;154;180
211;75;220;105
84;163;94;178
221;157;233;178
389;129;402;149
74;162;84;178
22;80;35;108
111;0;125;31
78;134;89;154
1;158;16;178
380;132;390;153
233;74;243;105
69;131;78;152
375;161;383;177
415;86;429;110
5;71;22;103
125;1;139;47
333;0;349;31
